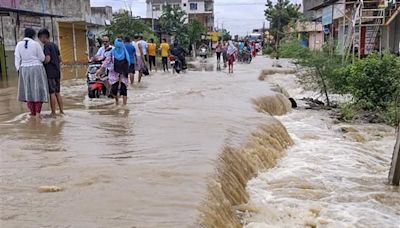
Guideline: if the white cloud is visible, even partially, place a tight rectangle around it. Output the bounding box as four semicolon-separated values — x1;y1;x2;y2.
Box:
90;0;300;35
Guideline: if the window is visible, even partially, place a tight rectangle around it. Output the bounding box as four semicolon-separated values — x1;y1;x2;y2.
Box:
183;3;187;7
205;3;213;11
153;4;160;11
190;3;198;10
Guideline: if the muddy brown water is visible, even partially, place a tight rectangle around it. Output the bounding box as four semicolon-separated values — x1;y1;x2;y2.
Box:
0;58;279;227
1;58;398;228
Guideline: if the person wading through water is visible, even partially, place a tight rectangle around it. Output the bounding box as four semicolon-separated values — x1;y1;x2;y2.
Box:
227;40;237;74
96;38;130;106
215;41;223;63
160;38;170;72
124;36;136;85
148;38;157;72
132;35;145;83
38;28;64;118
15;28;49;119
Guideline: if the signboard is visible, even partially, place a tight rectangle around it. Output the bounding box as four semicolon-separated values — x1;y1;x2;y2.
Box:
333;1;345;19
322;5;333;25
210;32;220;42
19;15;41;29
364;26;376;55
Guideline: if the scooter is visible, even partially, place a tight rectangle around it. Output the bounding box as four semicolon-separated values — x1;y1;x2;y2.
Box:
199;47;208;59
86;61;110;98
170;55;183;74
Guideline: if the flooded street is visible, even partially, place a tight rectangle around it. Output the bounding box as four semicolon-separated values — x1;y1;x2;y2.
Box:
1;57;399;228
0;58;278;227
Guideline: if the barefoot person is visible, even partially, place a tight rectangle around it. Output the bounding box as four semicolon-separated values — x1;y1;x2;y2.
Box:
97;38;130;105
215;41;223;63
38;28;64;117
133;35;145;83
124;36;136;84
227;40;237;74
15;28;49;118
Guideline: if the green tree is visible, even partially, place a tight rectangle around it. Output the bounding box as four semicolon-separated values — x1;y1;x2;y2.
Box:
106;11;153;40
187;18;206;48
220;29;232;41
159;4;187;36
265;0;301;46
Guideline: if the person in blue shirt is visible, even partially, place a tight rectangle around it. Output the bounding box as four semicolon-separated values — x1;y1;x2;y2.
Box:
239;41;245;53
124;36;136;85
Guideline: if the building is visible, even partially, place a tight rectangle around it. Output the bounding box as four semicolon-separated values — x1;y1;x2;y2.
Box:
146;0;214;31
0;0;112;78
302;0;400;55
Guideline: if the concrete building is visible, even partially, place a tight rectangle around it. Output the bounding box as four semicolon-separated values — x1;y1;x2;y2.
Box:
146;0;214;31
302;0;400;55
0;0;112;78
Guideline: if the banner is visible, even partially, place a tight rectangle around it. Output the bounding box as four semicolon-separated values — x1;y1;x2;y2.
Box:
322;6;333;25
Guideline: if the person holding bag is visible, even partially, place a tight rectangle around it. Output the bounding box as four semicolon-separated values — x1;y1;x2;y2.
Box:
96;38;130;106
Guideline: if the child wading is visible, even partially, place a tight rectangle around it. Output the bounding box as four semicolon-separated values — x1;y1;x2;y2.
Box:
97;38;131;106
15;28;49;119
38;28;64;118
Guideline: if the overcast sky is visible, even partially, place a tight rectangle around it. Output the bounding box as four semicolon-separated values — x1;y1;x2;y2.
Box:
91;0;301;36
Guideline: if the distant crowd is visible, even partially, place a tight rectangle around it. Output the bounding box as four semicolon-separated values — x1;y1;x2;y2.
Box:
14;26;260;118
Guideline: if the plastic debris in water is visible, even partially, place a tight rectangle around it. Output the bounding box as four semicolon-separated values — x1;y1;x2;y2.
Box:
38;186;63;193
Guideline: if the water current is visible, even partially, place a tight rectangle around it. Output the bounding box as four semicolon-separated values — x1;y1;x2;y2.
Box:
0;57;398;228
244;71;400;228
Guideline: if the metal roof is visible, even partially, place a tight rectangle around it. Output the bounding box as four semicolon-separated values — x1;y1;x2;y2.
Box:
0;7;64;18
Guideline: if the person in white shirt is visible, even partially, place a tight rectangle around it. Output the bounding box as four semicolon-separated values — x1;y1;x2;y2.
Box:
132;35;145;83
15;28;49;119
139;35;148;62
94;35;113;61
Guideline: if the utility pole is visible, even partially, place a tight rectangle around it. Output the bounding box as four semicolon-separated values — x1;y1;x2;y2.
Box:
152;4;155;31
262;21;265;47
389;124;400;185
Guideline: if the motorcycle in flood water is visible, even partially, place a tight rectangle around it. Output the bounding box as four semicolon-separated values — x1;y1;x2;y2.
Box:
198;47;208;60
170;55;186;74
86;61;110;98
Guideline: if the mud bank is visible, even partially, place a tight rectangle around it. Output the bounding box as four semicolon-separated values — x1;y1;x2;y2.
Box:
199;120;293;227
199;69;295;227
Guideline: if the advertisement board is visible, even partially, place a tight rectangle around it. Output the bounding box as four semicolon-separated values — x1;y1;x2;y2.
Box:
322;5;333;25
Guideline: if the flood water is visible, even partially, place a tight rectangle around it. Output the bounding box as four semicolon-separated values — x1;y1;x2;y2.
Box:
0;58;278;227
245;72;400;227
1;58;398;228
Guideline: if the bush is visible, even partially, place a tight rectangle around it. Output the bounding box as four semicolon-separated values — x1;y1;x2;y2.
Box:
336;52;400;125
279;38;310;59
263;46;274;55
339;102;359;121
279;39;345;106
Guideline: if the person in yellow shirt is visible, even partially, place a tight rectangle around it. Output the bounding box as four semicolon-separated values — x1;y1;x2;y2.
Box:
160;39;170;72
148;38;157;71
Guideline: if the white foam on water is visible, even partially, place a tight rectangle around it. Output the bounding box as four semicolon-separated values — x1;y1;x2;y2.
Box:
245;108;399;228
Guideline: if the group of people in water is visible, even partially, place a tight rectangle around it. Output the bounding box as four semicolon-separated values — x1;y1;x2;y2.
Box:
15;28;64;119
215;40;258;73
14;27;258;118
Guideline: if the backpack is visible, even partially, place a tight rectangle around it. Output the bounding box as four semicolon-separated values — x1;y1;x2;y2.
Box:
113;54;129;76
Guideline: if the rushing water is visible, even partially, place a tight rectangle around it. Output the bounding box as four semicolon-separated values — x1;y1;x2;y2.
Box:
1;58;398;228
0;58;280;227
244;70;400;228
